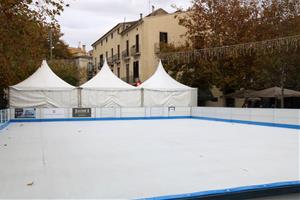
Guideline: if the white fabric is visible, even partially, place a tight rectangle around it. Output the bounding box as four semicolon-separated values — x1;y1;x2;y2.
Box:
139;60;197;107
81;89;141;108
12;60;76;90
80;60;141;107
9;60;78;108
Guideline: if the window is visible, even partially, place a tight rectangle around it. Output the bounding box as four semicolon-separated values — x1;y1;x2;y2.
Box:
117;28;120;34
126;40;129;56
106;37;108;42
101;41;103;46
111;33;113;39
117;45;120;59
117;67;120;78
111;48;113;58
135;34;139;53
126;64;130;83
159;32;168;43
100;55;103;68
133;61;139;79
105;51;108;59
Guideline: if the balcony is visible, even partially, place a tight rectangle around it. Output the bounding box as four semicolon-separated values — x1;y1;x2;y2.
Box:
113;54;121;64
107;57;114;66
122;50;130;61
130;45;141;57
154;42;170;54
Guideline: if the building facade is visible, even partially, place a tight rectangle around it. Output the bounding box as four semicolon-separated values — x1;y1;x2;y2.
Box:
92;8;187;84
68;45;93;84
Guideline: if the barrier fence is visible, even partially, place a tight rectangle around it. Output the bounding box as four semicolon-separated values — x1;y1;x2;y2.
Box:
191;107;300;125
9;107;191;120
0;109;10;129
0;107;299;130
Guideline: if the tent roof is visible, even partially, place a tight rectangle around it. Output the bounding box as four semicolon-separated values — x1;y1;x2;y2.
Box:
248;87;300;98
139;60;193;91
11;60;75;90
80;60;137;90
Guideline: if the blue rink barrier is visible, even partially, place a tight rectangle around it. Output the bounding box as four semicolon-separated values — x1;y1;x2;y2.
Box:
7;115;300;130
141;180;300;200
192;116;300;130
9;116;191;123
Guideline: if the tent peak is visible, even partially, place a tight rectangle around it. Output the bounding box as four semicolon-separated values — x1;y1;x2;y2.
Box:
139;60;193;90
11;60;76;90
80;58;137;89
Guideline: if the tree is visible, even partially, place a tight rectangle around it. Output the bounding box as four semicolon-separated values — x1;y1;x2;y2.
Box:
49;60;79;86
0;0;70;108
174;0;300;96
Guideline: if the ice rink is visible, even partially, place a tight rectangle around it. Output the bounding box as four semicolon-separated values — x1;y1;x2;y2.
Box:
0;119;299;199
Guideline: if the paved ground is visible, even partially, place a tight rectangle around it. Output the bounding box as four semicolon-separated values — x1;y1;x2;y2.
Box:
0;119;298;199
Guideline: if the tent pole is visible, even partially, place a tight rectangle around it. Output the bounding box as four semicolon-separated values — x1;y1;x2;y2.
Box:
7;87;10;108
78;88;82;108
141;88;144;107
280;87;284;108
280;64;286;108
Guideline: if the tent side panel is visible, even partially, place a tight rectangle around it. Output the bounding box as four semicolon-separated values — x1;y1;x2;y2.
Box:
143;89;195;107
191;88;198;107
9;88;78;108
81;89;142;107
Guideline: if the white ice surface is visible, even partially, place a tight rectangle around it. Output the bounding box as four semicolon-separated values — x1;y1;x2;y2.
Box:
0;119;298;199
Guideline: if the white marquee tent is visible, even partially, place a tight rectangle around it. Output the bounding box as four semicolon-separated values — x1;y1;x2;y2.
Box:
9;60;78;108
80;60;141;107
139;61;197;107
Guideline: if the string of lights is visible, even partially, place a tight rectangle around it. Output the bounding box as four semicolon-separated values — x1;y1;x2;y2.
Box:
159;34;300;63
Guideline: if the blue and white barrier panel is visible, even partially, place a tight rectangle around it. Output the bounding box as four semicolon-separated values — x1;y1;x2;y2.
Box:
0;109;10;130
3;107;300;130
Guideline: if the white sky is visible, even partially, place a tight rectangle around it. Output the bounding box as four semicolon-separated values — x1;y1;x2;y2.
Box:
57;0;192;50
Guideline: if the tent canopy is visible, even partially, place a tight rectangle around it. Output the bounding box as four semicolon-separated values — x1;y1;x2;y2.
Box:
248;87;300;98
138;60;197;107
80;60;137;90
11;60;75;91
139;60;193;91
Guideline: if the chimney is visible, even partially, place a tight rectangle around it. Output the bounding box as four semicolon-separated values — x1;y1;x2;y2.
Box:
82;45;86;52
140;13;143;19
152;5;155;12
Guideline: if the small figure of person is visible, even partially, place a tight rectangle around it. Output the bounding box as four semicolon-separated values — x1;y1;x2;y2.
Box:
242;99;248;108
134;78;142;86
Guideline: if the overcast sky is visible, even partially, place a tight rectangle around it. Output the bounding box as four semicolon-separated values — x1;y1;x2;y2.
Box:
57;0;191;50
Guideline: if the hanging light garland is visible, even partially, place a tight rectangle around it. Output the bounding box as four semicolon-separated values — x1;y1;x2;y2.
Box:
159;34;300;64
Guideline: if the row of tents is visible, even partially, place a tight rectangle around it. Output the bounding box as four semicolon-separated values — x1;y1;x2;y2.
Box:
9;60;198;108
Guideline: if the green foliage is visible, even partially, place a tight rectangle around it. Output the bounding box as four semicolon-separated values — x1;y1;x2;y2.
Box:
171;0;300;95
0;0;71;107
49;60;79;86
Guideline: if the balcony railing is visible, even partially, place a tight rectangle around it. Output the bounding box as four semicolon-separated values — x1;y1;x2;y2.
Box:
113;54;121;63
130;45;141;56
122;50;130;60
154;42;171;54
107;57;114;65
